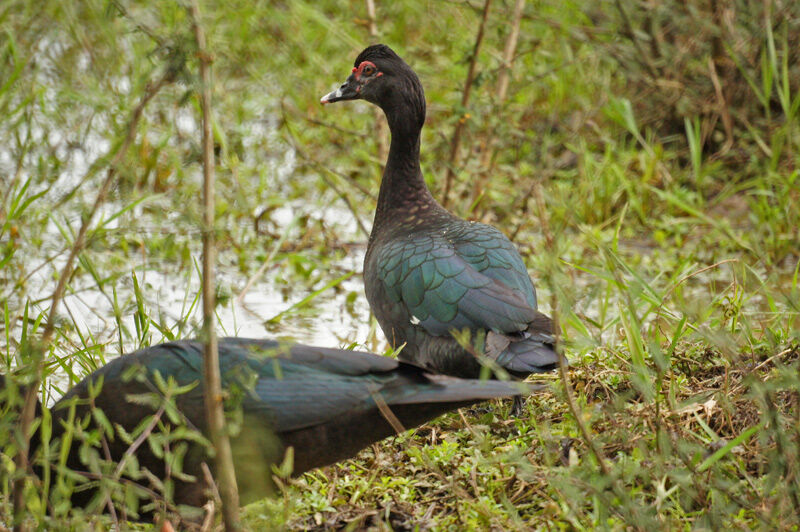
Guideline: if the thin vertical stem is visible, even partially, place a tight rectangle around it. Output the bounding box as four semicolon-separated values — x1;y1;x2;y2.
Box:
531;181;645;520
442;0;492;208
12;71;173;531
495;0;524;107
472;0;526;206
531;182;612;478
189;1;241;529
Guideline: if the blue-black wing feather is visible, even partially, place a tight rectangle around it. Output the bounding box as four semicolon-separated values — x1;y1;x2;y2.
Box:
376;224;538;336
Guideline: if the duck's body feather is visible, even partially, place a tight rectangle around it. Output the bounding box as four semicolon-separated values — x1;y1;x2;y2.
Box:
4;338;528;517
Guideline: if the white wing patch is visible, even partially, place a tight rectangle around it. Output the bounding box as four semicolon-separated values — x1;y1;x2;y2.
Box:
410;315;421;325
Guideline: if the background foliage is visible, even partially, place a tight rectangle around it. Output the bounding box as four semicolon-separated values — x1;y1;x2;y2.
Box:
1;0;798;529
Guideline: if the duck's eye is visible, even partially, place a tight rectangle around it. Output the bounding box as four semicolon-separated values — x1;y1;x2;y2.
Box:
361;64;375;76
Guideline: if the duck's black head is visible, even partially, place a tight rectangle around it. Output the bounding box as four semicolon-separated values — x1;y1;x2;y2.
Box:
321;44;425;129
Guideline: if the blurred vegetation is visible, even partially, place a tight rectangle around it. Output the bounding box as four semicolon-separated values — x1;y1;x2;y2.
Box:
1;0;799;529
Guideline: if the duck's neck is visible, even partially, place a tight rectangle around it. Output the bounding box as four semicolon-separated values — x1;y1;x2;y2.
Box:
373;102;436;230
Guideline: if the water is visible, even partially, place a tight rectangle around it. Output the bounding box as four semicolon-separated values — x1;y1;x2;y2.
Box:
1;112;376;400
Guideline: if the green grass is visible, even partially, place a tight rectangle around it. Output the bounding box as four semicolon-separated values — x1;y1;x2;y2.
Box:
1;0;799;529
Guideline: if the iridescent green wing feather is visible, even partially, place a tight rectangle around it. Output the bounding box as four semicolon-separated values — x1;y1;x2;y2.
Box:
376;235;537;336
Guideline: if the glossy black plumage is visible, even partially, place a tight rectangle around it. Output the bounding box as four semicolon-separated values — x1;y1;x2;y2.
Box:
322;45;564;380
4;338;531;518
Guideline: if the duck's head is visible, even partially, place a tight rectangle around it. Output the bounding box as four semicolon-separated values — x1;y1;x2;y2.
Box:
321;44;425;126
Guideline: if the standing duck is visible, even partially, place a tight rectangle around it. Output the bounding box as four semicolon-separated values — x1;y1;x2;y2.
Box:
5;338;532;519
321;45;563;390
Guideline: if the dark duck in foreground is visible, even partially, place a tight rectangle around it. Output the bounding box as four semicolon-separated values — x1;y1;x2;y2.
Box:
321;45;565;388
2;338;534;519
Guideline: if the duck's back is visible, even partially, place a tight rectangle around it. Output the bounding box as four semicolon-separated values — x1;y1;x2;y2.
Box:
365;209;551;377
46;338;531;512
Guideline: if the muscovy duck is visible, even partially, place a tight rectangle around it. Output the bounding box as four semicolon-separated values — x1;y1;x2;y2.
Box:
320;45;564;391
2;338;533;518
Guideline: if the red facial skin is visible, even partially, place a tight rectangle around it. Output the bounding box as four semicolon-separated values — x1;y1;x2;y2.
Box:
354;61;381;81
350;61;383;94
